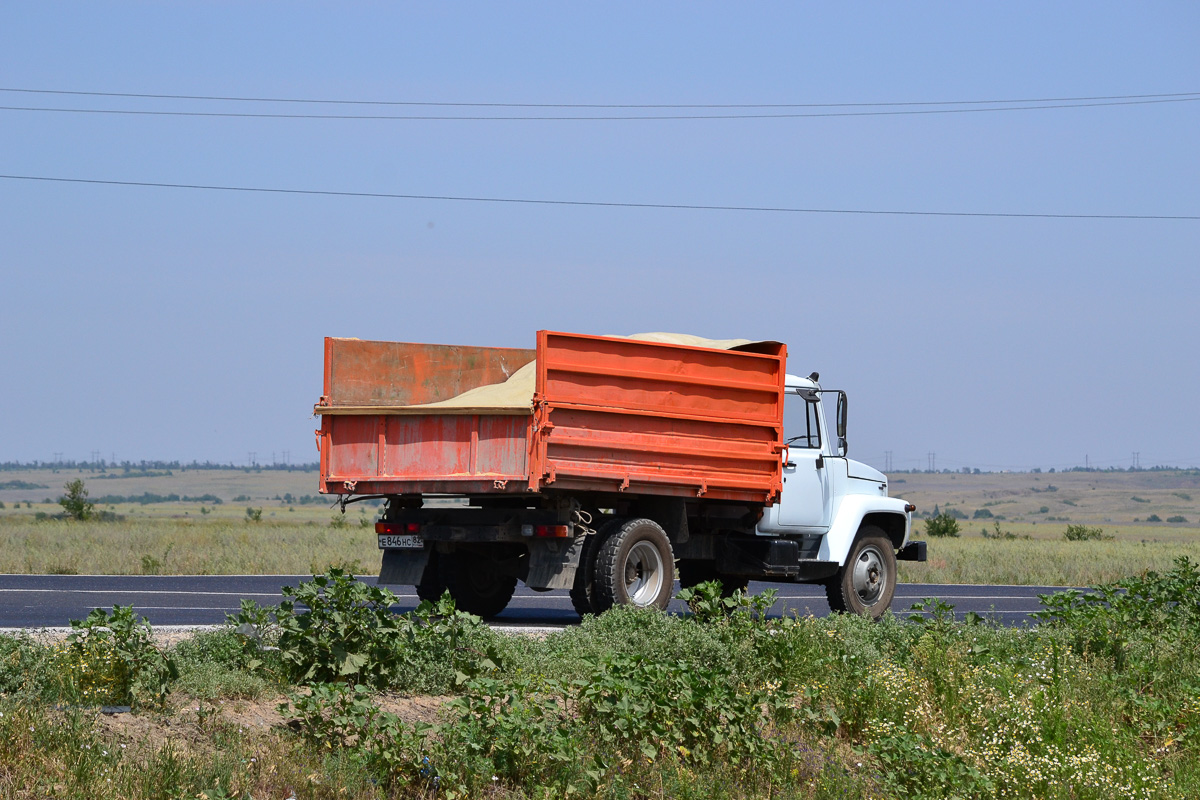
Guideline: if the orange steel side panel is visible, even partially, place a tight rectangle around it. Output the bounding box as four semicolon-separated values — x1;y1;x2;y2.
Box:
323;413;530;495
529;331;786;503
321;337;535;408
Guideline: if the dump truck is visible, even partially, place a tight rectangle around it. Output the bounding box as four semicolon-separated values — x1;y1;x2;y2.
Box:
315;330;925;619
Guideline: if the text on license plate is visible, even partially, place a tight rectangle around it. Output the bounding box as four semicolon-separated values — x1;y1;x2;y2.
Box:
377;534;423;550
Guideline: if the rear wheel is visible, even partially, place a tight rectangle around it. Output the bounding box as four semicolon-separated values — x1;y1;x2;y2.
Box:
824;527;896;619
593;518;675;612
415;549;447;603
569;519;620;617
440;552;517;619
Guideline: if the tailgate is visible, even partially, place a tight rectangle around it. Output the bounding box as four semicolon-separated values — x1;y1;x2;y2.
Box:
317;337;535;495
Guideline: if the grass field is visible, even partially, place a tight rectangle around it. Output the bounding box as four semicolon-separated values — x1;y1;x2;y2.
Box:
2;467;1198;585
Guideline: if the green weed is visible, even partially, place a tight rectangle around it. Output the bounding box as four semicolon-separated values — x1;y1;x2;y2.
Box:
51;605;178;708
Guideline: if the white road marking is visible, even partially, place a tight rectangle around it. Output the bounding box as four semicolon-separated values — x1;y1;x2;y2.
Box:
0;588;293;598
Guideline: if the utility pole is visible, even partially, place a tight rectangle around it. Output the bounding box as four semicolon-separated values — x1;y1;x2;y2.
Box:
884;451;893;472
927;452;936;472
53;452;63;464
1085;454;1089;470
248;451;257;467
1132;452;1140;470
282;450;290;466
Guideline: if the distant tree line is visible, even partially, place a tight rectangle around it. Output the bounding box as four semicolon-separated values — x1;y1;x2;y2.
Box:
280;493;332;505
0;460;319;473
92;493;225;505
0;480;49;490
888;466;1200;475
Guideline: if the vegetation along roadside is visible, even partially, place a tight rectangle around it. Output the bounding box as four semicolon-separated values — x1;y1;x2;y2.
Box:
2;561;1199;798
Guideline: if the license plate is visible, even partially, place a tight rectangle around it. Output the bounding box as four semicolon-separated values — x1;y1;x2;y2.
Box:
377;534;423;550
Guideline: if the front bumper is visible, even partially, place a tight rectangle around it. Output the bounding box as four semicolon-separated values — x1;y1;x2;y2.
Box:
897;540;927;562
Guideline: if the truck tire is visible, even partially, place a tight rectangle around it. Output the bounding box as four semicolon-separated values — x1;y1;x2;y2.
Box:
440;553;517;619
677;560;749;598
593;518;675;612
569;518;623;617
415;550;447;604
824;526;896;620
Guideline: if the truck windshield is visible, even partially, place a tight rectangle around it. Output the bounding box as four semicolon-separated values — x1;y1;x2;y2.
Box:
783;391;821;449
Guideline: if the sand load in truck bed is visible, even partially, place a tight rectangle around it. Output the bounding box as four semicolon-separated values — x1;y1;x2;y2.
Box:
406;332;756;413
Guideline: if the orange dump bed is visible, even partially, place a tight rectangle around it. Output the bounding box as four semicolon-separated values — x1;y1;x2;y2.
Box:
316;331;786;503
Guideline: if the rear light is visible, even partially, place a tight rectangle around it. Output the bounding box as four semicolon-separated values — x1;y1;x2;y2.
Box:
375;522;421;534
904;503;917;513
533;524;570;538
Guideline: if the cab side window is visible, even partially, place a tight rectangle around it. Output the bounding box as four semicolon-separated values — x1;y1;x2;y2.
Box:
783;393;821;449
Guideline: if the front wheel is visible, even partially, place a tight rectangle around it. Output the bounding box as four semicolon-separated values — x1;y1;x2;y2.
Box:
440;553;517;619
593;518;675;612
824;527;896;619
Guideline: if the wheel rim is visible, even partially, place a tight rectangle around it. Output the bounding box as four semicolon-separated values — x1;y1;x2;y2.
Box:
851;544;887;606
623;541;665;606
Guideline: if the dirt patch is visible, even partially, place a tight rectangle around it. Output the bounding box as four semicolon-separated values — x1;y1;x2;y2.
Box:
377;693;450;725
95;707;218;760
93;691;451;757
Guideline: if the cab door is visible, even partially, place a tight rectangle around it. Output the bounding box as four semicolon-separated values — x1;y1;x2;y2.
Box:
774;391;833;530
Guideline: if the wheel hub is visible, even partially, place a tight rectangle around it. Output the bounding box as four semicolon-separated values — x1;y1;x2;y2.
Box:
852;546;886;605
624;541;664;606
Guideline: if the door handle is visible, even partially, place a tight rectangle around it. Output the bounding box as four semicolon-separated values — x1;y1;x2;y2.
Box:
815;455;824;469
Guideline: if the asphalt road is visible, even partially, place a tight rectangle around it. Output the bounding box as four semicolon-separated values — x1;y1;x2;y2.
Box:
0;574;1071;630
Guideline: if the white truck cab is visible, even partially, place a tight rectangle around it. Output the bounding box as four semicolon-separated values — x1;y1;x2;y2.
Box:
753;373;924;617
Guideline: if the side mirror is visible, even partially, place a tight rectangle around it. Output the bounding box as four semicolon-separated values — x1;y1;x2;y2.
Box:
836;391;848;455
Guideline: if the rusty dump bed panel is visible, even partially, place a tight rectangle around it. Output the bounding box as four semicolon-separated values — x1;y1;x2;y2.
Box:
318;332;786;504
318;338;536;495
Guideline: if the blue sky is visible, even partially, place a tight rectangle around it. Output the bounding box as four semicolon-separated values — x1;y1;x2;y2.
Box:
2;3;1197;471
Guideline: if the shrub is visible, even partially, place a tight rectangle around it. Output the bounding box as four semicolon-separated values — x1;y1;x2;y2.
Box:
245;506;263;522
979;522;1027;542
58;479;93;521
53;605;177;708
1063;524;1108;541
971;508;993;519
275;569;404;686
1166;515;1188;523
0;634;51;696
573;650;786;767
273;569;497;691
943;507;968;520
924;513;961;538
1147;514;1162;522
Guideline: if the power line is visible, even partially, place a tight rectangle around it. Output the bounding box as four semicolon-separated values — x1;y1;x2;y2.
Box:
3;174;1197;221
3;86;1197;108
2;96;1197;121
